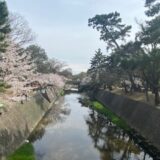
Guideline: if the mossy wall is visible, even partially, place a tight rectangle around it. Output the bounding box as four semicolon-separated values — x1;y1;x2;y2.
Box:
94;90;160;150
0;88;59;156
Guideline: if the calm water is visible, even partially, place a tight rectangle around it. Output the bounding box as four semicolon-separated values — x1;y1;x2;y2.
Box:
31;93;154;160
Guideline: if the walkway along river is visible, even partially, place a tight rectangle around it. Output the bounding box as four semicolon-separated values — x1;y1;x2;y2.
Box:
29;93;156;160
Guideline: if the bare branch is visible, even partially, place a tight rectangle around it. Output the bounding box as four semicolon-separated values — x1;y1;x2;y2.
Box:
8;13;36;47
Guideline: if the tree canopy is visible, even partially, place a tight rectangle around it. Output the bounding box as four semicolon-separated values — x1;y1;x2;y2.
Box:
0;1;10;52
87;1;160;105
88;12;131;50
25;45;48;73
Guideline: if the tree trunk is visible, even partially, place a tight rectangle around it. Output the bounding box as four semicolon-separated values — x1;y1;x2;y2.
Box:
144;82;149;102
104;26;120;50
154;87;160;105
145;89;149;102
122;81;128;94
129;74;136;93
108;85;113;91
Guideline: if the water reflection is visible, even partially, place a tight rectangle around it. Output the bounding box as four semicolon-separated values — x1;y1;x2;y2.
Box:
85;109;152;160
29;96;71;143
31;94;156;160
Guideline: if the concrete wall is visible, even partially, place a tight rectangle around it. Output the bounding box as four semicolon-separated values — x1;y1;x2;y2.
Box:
0;88;60;156
94;90;160;150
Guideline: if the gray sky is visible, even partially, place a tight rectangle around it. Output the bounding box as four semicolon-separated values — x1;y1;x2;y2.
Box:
7;0;146;73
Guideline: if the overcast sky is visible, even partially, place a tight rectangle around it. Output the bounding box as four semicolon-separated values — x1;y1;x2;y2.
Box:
6;0;146;73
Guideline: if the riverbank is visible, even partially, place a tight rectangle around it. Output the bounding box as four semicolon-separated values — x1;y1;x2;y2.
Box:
90;90;160;152
0;86;63;158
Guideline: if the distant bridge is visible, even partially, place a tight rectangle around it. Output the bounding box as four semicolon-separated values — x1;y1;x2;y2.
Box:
64;80;80;93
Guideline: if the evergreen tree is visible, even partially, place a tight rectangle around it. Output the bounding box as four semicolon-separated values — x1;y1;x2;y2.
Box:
88;12;131;50
139;0;160;105
25;45;48;73
0;1;10;53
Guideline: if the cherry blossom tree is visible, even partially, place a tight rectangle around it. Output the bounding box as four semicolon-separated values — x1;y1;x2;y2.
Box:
0;39;65;102
0;10;66;103
0;39;36;98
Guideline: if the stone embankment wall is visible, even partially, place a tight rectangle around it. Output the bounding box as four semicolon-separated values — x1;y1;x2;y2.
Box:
94;90;160;150
0;87;60;156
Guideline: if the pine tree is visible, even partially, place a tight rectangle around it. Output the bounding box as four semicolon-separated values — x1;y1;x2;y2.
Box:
0;0;10;53
88;12;131;50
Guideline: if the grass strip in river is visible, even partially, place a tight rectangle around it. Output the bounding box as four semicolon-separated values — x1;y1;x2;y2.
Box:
79;97;160;159
7;143;35;160
80;97;130;131
91;101;130;131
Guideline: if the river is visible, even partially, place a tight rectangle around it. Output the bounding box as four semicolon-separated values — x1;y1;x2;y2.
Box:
30;93;154;160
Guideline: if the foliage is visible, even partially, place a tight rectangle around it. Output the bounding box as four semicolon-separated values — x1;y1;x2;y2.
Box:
59;68;72;78
88;49;119;90
25;45;48;73
25;45;68;74
87;1;160;105
0;40;38;97
88;49;106;83
88;12;131;50
145;0;160;16
0;2;66;102
72;72;87;84
0;1;10;52
0;39;66;101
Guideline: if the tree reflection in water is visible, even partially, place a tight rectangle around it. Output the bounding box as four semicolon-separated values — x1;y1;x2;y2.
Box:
29;96;71;143
85;109;152;160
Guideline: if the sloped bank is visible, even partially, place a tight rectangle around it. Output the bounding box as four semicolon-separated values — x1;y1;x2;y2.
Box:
93;90;160;151
0;87;62;157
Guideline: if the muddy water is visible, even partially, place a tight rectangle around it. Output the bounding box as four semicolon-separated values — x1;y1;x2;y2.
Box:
31;93;154;160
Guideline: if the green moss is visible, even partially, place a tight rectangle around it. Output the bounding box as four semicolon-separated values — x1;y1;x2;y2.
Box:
7;143;36;160
91;101;130;131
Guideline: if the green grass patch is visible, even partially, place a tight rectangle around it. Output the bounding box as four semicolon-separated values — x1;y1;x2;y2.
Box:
91;101;130;131
7;143;36;160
